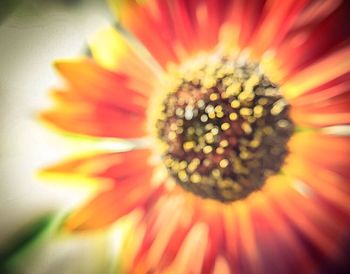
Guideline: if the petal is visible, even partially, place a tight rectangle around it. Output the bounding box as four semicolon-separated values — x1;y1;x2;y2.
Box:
287;132;350;178
272;182;347;261
41;149;152;180
289;69;350;127
291;0;342;32
285;132;350;214
221;178;319;274
212;256;232;274
282;46;350;99
291;99;350;127
201;212;224;274
40;89;148;138
234;202;262;274
110;0;180;67
88;26;158;89
54;59;150;112
166;222;209;274
276;0;350;80
130;194;196;273
129;191;228;274
249;0;309;57
285;157;350;218
289;74;350;107
66;168;163;231
109;0;235;68
249;192;315;274
228;0;266;49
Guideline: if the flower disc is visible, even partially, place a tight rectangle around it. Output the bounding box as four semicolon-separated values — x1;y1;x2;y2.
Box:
156;54;294;202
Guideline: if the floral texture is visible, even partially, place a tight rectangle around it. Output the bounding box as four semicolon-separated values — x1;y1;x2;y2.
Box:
41;0;350;273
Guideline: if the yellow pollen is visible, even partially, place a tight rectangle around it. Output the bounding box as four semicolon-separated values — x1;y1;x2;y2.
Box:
221;122;230;131
229;113;238;120
210;93;219;101
219;159;229;168
183;141;195;151
190;173;201;184
230;100;240;108
203;145;213;154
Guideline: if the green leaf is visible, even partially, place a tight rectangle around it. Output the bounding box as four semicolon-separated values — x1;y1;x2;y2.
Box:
0;212;67;273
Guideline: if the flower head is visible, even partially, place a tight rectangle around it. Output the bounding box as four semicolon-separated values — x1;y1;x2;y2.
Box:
41;0;350;273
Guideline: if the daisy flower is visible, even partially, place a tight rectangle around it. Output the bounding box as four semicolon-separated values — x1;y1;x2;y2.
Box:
40;0;350;273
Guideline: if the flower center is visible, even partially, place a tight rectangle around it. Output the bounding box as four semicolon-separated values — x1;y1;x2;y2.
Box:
155;53;294;202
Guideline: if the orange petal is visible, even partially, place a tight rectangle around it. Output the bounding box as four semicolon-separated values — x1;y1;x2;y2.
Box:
291;103;350;127
130;194;195;273
55;59;150;113
66;168;162;231
167;222;209;274
42;149;152;179
285;156;350;218
110;0;180;68
212;256;232;274
285;131;350;216
40;90;148;138
287;132;350;178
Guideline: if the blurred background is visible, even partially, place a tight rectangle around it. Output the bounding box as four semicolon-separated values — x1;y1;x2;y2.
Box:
0;1;121;273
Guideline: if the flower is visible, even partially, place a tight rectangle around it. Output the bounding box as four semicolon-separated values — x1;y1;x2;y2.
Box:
40;0;350;273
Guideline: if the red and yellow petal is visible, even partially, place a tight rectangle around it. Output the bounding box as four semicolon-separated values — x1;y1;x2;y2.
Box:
122;149;350;274
287;132;350;178
278;133;350;262
40;89;148;138
282;46;350;99
109;0;241;68
65;169;159;231
288;73;350;127
88;26;159;88
249;0;309;57
54;59;150;113
41;149;159;231
41;58;156;138
42;149;153;180
110;0;181;68
284;132;350;218
276;0;350;78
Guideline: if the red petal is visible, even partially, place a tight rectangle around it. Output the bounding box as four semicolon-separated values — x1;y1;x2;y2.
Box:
249;0;309;57
277;1;350;77
113;0;236;67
